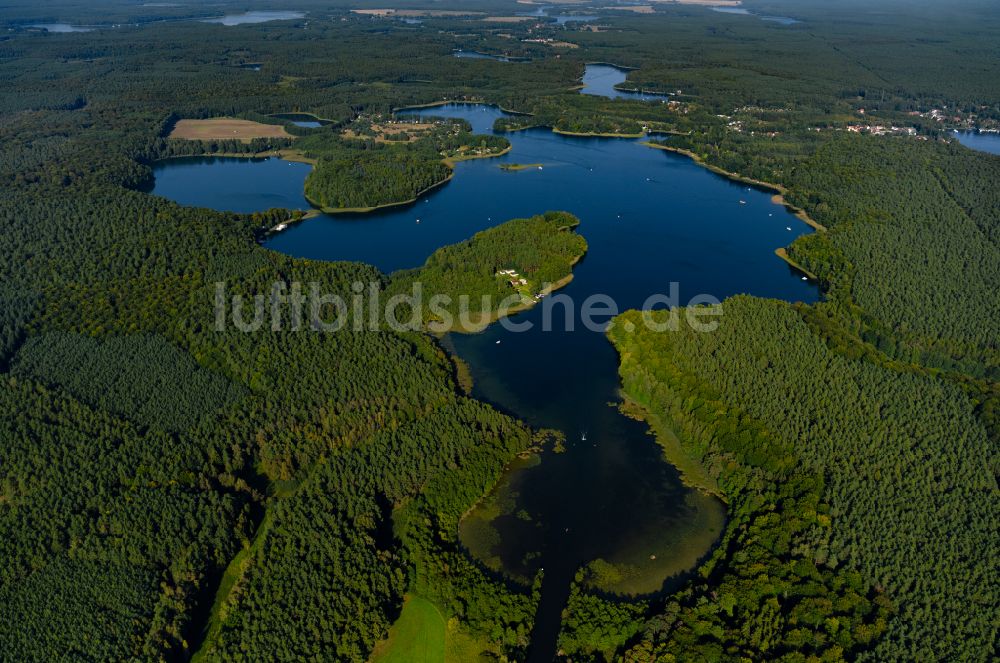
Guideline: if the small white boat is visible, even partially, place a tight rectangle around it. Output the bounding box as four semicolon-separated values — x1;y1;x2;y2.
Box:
786;226;792;231
801;276;808;281
495;340;501;344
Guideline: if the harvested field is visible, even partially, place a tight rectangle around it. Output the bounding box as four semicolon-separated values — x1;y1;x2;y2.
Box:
169;118;292;142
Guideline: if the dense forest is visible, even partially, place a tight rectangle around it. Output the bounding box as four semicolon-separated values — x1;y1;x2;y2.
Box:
0;0;996;661
299;128;509;211
608;299;994;661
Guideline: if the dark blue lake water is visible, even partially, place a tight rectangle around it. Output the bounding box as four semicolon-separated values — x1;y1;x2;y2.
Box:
580;63;672;101
148;102;818;660
148;156;311;213
954;129;1000;155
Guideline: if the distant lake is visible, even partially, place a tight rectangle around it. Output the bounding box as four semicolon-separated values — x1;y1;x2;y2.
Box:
201;11;305;26
518;5;550;18
554;14;598;24
453;49;512;62
761;15;801;25
515;4;597;24
954;130;1000;156
710;6;800;25
29;23;94;32
147;103;818;660
580;63;671;101
271;113;328;128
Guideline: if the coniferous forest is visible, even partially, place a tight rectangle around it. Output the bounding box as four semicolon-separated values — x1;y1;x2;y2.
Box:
0;0;997;661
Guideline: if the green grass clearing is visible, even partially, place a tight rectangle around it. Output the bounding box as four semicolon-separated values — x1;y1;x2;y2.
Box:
369;595;445;663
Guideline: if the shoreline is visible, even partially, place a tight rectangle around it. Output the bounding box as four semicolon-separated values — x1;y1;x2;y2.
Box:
154;149;290;161
154;147;314;163
584;60;638;71
641;142;827;232
276;148;316;164
442;143;512;167
452;49;531;63
306;171;456;214
155;139;511;219
615;393;722;499
500;162;543;171
428;267;578;335
269;111;336;125
392;99;533;117
393;98;675;141
553;127;645;138
613;86;672;98
774;247;818;280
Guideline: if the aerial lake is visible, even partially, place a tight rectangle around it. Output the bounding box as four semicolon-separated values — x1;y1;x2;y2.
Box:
271;112;329;128
453;49;513;62
148;102;818;660
28;23;94;32
201;11;305;26
515;4;595;24
954;129;1000;155
580;63;671;101
147;156;311;213
554;14;598;24
710;6;801;25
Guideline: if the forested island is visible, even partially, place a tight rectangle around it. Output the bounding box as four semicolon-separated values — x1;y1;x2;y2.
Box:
0;0;997;661
389;210;587;332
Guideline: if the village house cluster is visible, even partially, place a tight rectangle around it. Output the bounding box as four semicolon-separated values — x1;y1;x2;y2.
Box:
846;124;918;136
497;268;528;287
497;268;548;302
